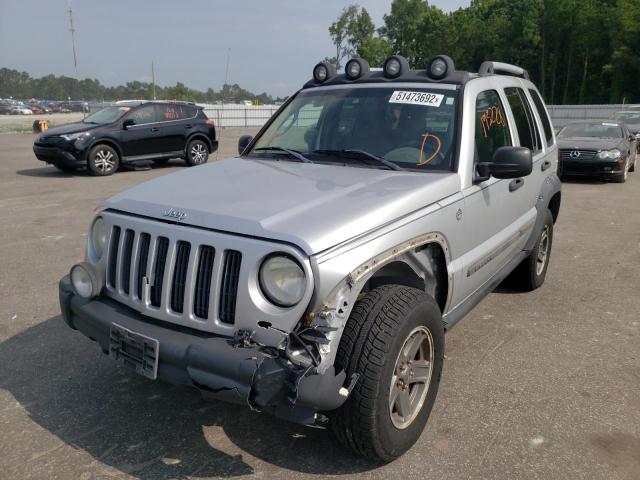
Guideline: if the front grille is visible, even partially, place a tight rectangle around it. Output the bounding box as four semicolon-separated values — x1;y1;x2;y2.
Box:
106;226;240;324
559;149;597;160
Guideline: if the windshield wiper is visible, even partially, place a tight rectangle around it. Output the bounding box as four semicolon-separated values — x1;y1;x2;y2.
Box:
314;149;406;171
252;146;314;163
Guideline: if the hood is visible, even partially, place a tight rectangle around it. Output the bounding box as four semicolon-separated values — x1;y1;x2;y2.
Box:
557;136;625;151
103;158;460;255
42;121;102;137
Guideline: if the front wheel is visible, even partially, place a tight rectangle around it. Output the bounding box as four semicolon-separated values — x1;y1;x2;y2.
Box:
185;139;209;166
87;144;119;176
330;285;444;462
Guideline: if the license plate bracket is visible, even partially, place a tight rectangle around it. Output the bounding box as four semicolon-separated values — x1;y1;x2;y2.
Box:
109;323;159;380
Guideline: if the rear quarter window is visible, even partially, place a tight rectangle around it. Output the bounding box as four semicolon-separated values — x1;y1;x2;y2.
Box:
505;87;542;153
528;89;554;146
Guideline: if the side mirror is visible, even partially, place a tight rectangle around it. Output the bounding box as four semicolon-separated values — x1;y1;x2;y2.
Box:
122;118;135;129
238;135;253;155
477;146;533;181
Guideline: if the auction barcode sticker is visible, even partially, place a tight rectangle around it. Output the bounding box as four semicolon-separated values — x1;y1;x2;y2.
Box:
389;91;444;107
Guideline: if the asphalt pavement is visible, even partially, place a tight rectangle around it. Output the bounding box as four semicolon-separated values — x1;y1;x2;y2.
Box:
0;131;638;480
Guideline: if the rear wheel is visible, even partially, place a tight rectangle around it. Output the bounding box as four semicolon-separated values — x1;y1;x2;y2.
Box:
330;285;444;462
510;209;554;291
87;144;119;176
185;139;209;166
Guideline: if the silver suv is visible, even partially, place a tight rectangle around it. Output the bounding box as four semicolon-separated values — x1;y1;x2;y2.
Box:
59;55;561;462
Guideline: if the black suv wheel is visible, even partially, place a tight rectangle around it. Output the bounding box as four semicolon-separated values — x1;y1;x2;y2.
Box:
185;139;209;166
87;144;119;176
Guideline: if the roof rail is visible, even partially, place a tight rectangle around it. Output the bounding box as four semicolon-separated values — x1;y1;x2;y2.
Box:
478;61;529;80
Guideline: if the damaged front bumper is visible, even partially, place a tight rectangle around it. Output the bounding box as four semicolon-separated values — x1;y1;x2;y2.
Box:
59;276;348;425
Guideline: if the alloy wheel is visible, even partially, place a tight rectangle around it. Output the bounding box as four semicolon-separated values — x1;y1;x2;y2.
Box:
389;325;434;429
94;149;116;173
190;143;208;164
536;224;550;276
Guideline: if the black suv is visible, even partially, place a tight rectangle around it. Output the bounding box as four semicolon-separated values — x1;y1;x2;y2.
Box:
33;101;217;175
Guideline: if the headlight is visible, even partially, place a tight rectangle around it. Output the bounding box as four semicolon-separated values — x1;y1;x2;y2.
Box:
70;262;101;299
61;131;90;141
259;255;306;307
597;148;621;160
90;216;107;260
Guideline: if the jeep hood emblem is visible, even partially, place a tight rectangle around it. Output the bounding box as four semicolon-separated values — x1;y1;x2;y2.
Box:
162;208;188;221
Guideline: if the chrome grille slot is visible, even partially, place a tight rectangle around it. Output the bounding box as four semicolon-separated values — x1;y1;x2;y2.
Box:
107;226;121;288
150;237;169;307
170;241;191;313
120;229;135;294
219;250;242;324
559;149;597;160
193;246;215;319
135;233;151;300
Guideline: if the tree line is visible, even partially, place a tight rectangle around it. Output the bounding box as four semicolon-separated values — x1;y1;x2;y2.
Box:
328;0;640;104
0;68;281;104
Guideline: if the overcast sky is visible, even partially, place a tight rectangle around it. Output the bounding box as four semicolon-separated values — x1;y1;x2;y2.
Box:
0;0;470;97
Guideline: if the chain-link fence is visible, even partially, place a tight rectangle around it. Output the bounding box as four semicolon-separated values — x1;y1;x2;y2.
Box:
87;101;640;130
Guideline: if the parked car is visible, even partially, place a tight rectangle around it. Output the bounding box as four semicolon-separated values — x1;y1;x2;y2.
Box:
0;103;13;115
557;121;637;182
33;101;217;174
608;111;640;150
58;56;561;462
10;105;33;115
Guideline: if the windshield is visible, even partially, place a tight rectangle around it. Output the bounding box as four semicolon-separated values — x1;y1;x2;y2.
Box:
83;106;131;124
249;86;458;172
558;123;623;139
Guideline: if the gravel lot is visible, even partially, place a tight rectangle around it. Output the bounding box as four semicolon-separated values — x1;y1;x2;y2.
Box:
0;113;86;133
0;131;638;480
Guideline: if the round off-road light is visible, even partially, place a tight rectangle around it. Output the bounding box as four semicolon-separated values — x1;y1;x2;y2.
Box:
70;262;101;299
429;58;448;79
383;55;409;79
90;216;107;260
259;255;306;307
427;55;455;80
313;62;336;83
345;58;369;80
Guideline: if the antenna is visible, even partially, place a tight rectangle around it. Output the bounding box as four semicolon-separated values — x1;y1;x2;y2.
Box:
67;1;79;80
151;60;156;100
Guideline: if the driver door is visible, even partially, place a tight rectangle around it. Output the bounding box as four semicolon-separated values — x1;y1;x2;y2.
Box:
120;104;163;157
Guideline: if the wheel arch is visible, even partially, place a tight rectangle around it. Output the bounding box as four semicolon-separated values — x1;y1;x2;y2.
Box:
86;138;123;162
548;191;561;223
185;133;213;153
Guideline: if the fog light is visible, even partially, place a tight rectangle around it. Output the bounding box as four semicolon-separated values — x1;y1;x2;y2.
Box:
383;55;409;78
70;262;101;299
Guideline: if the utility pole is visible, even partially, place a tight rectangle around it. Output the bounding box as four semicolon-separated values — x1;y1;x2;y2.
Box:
151;60;156;100
223;48;231;104
68;1;79;81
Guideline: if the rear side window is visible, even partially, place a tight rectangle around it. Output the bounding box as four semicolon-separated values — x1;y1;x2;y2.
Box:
156;104;197;121
529;89;554;145
505;87;542;152
474;90;512;164
129;104;156;125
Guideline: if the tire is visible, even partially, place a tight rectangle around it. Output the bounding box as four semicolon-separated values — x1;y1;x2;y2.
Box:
53;164;77;172
629;159;635;173
330;285;445;463
510;209;554;291
612;159;629;183
185;139;209;166
87;144;119;176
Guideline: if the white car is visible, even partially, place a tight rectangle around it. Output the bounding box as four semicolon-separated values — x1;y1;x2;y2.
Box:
10;105;33;115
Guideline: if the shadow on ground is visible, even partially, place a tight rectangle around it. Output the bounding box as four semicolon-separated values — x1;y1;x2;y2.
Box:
0;317;375;478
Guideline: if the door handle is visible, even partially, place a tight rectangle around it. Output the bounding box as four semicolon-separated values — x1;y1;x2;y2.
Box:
184;124;193;129
541;160;552;171
509;178;524;192
150;127;159;132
